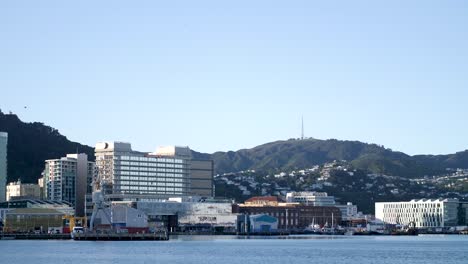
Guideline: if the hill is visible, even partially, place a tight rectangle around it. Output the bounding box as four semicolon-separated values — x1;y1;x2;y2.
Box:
0;111;94;183
205;138;468;178
1;110;467;185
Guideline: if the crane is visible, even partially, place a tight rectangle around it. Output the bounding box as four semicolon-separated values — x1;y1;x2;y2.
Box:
89;161;112;232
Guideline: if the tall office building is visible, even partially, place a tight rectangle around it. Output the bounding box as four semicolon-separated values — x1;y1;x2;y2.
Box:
189;160;214;197
44;153;94;216
154;146;214;197
94;142;214;201
0;132;7;203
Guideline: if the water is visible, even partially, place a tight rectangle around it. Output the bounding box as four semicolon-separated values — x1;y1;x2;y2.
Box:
1;235;467;264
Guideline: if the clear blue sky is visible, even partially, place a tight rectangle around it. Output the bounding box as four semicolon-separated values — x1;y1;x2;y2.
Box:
1;1;467;155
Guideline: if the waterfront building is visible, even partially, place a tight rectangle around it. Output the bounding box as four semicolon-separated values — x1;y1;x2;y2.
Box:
3;208;65;233
336;202;359;221
234;197;342;230
375;199;468;228
244;196;279;206
6;180;41;201
94;142;214;201
237;214;278;233
0;199;74;223
0;132;7;203
135;198;237;232
92;204;149;233
285;191;336;206
44;153;95;217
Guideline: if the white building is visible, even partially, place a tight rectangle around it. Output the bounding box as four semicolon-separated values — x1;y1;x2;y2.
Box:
44;153;95;217
375;199;468;228
94;142;214;200
336;202;359;221
285;191;336;206
6;180;41;201
135;199;237;229
92;204;149;231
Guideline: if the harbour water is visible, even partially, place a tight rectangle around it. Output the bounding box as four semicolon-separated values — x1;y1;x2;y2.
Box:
1;235;467;264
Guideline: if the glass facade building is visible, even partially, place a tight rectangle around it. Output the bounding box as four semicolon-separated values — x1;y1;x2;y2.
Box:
0;132;7;203
375;199;468;228
95;142;191;199
113;155;189;195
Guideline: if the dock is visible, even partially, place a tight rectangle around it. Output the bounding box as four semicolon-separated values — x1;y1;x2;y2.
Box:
1;233;71;240
72;232;169;241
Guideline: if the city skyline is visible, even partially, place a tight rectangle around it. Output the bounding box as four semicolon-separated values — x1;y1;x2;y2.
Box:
1;1;468;155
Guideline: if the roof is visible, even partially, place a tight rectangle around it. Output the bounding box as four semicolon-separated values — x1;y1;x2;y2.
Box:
245;196;278;203
6;208;64;215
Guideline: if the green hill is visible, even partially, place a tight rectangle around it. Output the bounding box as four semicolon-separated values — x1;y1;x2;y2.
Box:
0;111;94;183
1;110;467;185
202;139;467;177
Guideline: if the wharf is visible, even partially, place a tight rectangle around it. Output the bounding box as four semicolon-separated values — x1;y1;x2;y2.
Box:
1;233;71;240
73;232;169;241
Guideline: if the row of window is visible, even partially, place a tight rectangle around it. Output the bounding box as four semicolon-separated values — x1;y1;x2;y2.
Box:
116;156;184;164
118;176;184;182
117;181;184;187
116;167;185;173
383;203;442;209
119;186;184;192
115;172;185;178
383;208;442;213
117;161;185;168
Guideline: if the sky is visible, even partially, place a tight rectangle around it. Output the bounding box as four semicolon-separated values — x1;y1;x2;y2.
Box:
1;0;467;155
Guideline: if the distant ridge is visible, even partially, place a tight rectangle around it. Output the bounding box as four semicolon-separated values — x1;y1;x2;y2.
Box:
195;139;468;178
1;110;468;184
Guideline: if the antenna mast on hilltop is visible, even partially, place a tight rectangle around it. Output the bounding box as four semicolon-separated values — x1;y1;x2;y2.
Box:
301;116;304;140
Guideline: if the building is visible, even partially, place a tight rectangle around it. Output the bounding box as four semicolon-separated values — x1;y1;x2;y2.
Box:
44;153;94;217
237;214;278;233
188;160;214;197
375;199;468;228
336;202;359;221
234;198;342;230
38;177;45;199
285;192;336;206
0;199;74;223
92;204;149;233
135;198;237;232
244;196;279;206
6;180;41;201
94;142;214;201
0;132;7;203
3;208;65;233
154;146;214;197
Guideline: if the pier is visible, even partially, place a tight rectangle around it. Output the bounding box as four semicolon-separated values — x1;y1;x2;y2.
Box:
1;233;71;240
72;232;169;241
